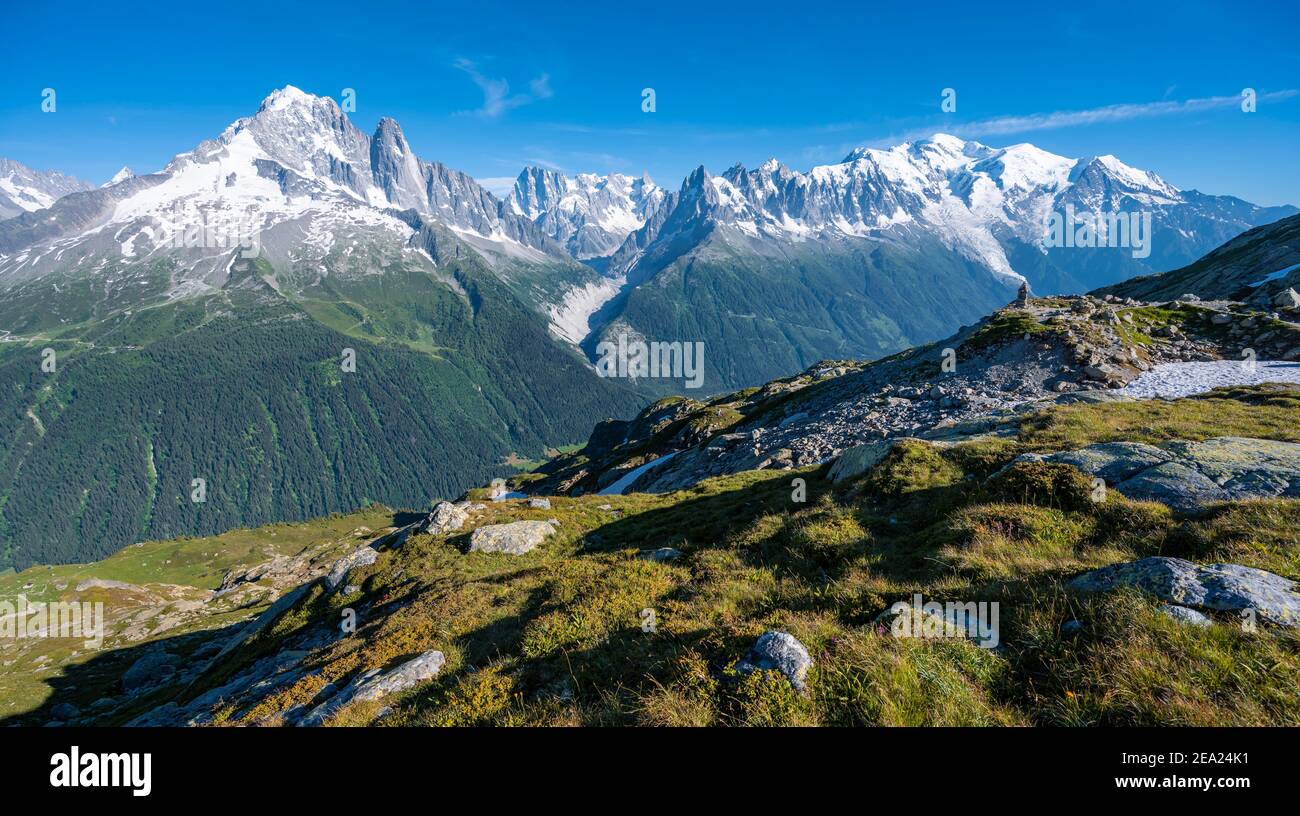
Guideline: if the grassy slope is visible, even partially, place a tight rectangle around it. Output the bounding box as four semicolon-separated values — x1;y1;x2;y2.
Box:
14;385;1287;728
0;506;400;718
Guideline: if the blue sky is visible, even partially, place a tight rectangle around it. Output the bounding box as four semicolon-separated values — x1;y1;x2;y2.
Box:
2;0;1298;205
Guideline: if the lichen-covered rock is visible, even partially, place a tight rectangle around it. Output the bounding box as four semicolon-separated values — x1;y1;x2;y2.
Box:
1047;441;1174;484
528;497;552;510
1113;461;1232;510
1070;557;1300;626
639;547;683;563
468;520;555;555
1040;436;1300;512
421;501;469;535
325;545;379;589
298;650;445;727
1160;604;1213;627
734;631;813;691
828;440;898;483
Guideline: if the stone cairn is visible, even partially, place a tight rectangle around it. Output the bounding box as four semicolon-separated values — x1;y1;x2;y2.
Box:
1015;281;1030;308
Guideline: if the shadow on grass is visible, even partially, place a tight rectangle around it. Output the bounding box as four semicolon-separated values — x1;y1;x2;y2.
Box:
0;625;222;727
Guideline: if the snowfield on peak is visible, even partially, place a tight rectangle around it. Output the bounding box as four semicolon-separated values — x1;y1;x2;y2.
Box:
507;166;664;259
0;158;95;220
0;86;586;310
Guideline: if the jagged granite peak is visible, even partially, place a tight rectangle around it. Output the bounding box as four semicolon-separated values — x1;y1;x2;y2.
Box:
103;166;136;187
0;85;574;286
507;166;664;258
0;157;95;219
369;117;427;211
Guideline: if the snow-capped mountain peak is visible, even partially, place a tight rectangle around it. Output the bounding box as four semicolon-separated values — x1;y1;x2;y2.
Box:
1068;154;1181;203
0;158;94;219
602;133;1295;296
0;86;566;289
103;166;136;187
506;165;664;259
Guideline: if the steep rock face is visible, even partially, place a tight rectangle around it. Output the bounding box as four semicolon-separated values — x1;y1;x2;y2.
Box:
369;117;428;211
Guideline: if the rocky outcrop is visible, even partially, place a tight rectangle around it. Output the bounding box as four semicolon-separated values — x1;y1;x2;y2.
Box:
325;545;380;590
828;440;903;483
1028;437;1300;512
121;649;180;692
298;650;445;727
1070;557;1300;626
531;294;1294;499
420;501;471;535
468;521;556;555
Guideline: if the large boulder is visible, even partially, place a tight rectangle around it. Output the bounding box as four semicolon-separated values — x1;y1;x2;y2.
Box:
420;501;469;535
1272;287;1300;310
1069;557;1300;626
325;545;379;590
734;631;814;691
468;521;556;555
828;440;898;483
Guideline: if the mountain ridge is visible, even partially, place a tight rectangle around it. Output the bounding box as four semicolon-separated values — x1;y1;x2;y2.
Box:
0;158;95;220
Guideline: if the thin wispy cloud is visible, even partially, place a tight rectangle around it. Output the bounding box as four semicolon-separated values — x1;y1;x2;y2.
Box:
529;74;553;100
802;89;1300;164
938;89;1298;141
542;123;650;137
454;58;554;118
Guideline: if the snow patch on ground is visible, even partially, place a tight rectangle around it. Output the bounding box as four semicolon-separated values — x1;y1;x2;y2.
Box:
1248;262;1300;288
1120;360;1300;399
598;452;678;496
